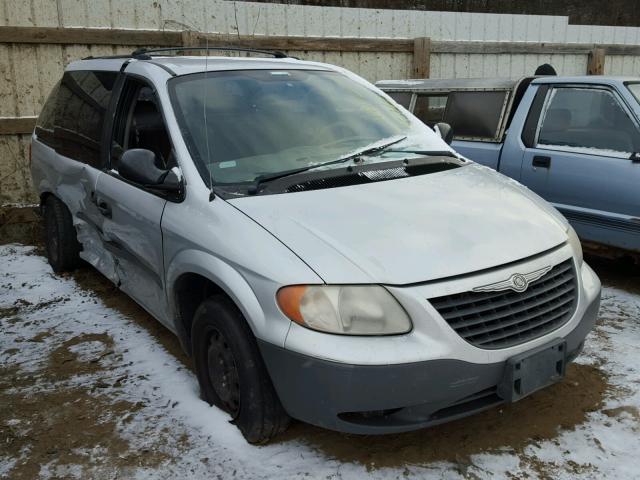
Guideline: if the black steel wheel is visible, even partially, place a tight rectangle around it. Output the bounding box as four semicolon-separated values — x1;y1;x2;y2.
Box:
191;295;290;443
206;328;241;415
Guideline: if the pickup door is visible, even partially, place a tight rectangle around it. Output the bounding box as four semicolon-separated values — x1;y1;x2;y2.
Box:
519;84;640;252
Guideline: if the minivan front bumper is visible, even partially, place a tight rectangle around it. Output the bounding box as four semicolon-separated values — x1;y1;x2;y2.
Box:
259;292;600;434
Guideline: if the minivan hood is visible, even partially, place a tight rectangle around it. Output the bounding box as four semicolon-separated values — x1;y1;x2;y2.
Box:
228;164;568;285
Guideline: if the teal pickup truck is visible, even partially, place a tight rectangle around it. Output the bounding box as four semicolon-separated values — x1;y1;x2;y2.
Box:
377;76;640;259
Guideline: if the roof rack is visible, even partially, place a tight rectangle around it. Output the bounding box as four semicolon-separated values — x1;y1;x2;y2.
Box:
82;54;137;60
82;46;289;62
131;46;288;59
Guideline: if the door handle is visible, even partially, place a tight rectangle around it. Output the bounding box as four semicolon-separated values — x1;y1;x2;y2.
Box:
97;201;112;218
532;156;551;168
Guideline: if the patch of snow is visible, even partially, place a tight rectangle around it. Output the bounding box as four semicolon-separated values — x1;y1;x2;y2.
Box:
0;457;17;477
374;80;426;86
67;341;109;363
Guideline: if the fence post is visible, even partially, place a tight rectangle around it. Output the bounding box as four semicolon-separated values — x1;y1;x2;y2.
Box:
413;37;431;78
181;30;201;48
587;47;605;75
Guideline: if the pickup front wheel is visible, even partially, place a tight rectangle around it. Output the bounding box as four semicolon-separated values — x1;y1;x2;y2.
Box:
191;295;290;443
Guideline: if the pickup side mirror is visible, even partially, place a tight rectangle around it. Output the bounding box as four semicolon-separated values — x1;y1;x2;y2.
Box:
435;122;454;145
119;148;169;186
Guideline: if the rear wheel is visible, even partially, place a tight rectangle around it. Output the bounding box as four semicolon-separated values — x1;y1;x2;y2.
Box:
191;295;290;443
44;196;81;273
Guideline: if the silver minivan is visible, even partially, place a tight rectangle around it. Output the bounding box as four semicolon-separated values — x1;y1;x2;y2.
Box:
31;48;601;443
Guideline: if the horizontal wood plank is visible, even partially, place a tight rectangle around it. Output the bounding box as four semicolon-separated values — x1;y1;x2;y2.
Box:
432;41;640;55
0;26;181;46
0;117;37;135
186;33;414;52
2;26;639;56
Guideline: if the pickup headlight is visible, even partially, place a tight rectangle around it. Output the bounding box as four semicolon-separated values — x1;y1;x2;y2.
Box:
277;285;412;335
567;225;583;265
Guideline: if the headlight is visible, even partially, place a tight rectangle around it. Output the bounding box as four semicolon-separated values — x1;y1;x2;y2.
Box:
276;285;412;335
567;225;583;265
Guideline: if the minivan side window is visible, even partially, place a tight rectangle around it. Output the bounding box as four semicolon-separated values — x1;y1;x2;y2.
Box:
34;80;60;149
111;79;173;172
537;87;640;156
53;71;117;167
414;94;448;127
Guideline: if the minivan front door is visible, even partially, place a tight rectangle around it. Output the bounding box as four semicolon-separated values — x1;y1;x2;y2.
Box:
94;77;172;324
520;85;640;252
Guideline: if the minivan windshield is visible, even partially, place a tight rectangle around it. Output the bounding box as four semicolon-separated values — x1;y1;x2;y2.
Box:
169;69;438;186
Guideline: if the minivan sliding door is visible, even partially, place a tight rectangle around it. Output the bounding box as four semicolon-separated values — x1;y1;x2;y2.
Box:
46;70;120;283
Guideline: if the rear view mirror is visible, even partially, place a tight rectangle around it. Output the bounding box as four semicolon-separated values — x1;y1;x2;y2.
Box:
119;149;169;185
434;122;454;145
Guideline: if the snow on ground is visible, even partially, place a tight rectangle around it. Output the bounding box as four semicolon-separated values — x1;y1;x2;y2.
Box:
1;244;639;479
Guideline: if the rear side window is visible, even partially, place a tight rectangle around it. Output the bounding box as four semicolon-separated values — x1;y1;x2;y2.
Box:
52;71;117;167
35;81;60;148
537;87;640;155
414;94;447;127
443;91;508;140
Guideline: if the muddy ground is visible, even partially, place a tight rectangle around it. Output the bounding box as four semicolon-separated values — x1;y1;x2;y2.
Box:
1;238;639;479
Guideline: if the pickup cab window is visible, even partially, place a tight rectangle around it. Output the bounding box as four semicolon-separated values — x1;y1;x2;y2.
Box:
387;91;413;109
627;83;640;103
414;94;447;127
537;87;640;156
411;91;508;141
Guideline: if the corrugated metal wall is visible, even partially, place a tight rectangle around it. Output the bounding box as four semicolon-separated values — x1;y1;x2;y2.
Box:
1;0;640;204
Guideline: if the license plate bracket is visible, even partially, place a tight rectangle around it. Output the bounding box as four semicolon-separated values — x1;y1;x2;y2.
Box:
498;339;567;403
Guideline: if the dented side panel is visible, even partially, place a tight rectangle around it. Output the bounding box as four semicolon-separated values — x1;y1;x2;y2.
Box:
31;135;120;283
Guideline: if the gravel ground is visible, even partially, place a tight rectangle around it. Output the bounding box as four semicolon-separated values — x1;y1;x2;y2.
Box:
1;244;639;479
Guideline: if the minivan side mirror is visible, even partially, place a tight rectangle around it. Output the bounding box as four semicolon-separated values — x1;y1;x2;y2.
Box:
119;148;171;186
435;122;454;145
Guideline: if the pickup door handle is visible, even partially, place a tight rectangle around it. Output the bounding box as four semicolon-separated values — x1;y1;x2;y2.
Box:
532;156;551;168
97;201;112;218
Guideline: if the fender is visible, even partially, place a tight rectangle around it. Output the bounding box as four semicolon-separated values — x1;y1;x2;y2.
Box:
165;248;291;349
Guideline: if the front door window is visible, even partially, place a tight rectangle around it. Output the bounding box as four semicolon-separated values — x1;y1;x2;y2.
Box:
536;87;640;157
111;80;174;172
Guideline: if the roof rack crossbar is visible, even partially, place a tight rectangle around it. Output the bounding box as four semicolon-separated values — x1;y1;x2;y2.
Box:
130;46;288;60
81;54;136;60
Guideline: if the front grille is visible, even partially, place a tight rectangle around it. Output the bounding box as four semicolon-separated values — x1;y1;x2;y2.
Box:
429;259;577;349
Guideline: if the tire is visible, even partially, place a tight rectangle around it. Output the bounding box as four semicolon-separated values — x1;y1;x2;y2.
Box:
44;196;81;273
191;295;290;443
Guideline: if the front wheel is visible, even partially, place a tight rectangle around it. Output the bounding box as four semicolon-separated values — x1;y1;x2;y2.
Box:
191;295;290;443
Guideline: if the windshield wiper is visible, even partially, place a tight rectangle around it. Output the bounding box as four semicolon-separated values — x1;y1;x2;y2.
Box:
247;135;407;195
382;149;460;158
333;134;408;164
